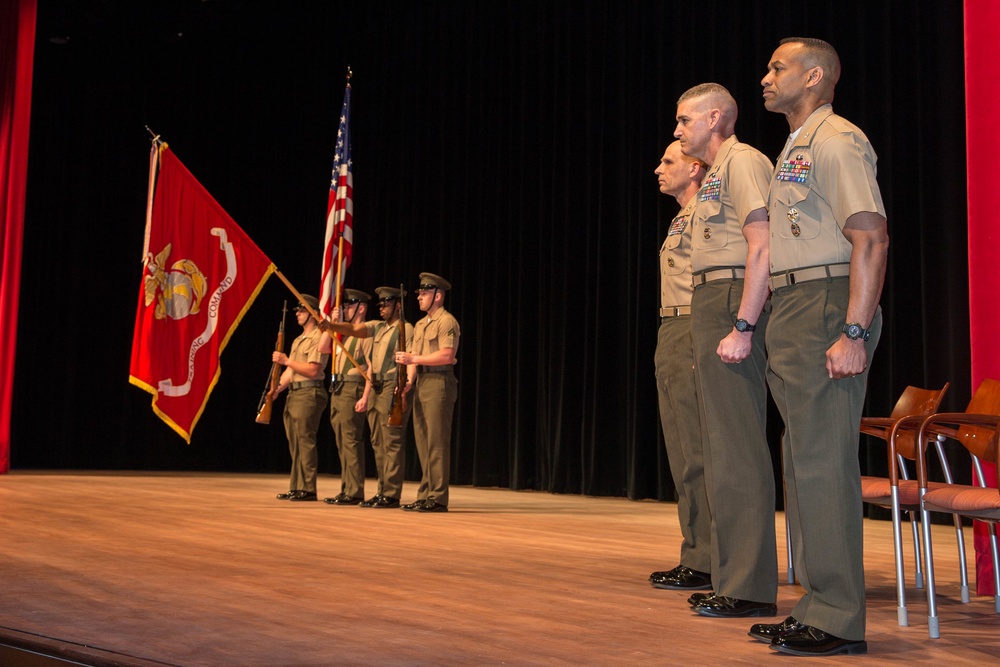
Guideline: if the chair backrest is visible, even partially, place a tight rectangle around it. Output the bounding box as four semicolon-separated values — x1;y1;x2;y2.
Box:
891;383;951;420
891;383;951;461
955;378;1000;464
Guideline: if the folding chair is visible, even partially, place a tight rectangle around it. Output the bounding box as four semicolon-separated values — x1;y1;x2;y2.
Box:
917;378;1000;638
858;383;952;626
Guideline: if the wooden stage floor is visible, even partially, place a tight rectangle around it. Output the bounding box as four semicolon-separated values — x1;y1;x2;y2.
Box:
0;471;998;666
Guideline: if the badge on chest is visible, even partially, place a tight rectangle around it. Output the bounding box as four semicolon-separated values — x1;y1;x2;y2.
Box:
699;175;722;201
777;155;811;183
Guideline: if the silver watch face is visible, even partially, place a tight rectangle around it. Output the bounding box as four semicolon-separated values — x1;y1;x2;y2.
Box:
846;324;862;339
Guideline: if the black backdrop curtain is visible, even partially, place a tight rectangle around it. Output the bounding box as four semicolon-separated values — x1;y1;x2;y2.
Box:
12;1;970;506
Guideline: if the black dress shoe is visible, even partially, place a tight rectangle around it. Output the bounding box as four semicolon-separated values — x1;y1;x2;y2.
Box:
288;491;317;502
359;495;383;507
688;591;714;606
371;496;400;508
276;490;298;500
770;625;867;656
326;494;363;506
401;499;427;511
649;565;684;583
649;565;712;590
323;493;347;504
749;616;803;643
693;595;777;618
414;500;448;512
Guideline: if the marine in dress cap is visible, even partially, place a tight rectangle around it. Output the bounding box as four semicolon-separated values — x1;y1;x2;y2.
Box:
375;286;406;301
297;294;319;310
418;273;451;290
342;289;371;304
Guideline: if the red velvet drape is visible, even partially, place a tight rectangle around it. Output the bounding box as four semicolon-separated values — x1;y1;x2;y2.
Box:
0;0;37;474
965;0;1000;595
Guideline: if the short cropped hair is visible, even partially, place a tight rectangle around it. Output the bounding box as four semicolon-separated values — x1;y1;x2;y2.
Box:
779;37;841;84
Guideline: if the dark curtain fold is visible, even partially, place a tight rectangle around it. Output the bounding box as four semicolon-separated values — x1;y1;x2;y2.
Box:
0;0;36;474
12;1;970;505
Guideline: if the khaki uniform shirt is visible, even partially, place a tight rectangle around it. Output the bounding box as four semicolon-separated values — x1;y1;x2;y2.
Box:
333;334;372;378
289;327;328;382
768;104;885;272
660;198;696;309
364;319;415;376
412;308;460;364
689;135;772;273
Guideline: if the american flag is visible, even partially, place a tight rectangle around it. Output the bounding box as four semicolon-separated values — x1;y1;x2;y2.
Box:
319;77;353;316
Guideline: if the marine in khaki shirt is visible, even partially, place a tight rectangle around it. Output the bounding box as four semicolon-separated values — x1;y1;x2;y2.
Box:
674;83;778;618
271;294;329;502
648;140;714;593
754;37;888;656
395;273;459;513
319;289;373;505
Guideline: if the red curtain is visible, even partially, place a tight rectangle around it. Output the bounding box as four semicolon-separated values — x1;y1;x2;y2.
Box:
965;0;1000;595
0;0;37;474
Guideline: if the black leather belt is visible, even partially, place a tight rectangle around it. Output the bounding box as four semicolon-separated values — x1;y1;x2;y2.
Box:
328;374;365;383
417;366;451;374
290;380;324;390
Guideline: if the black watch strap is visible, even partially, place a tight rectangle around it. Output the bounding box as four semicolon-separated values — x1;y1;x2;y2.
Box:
842;322;871;341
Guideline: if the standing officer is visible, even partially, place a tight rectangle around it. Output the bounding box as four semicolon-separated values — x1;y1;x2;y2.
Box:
751;37;887;657
272;294;329;502
674;83;777;618
395;273;459;513
648;140;713;592
320;286;414;508
319;289;373;506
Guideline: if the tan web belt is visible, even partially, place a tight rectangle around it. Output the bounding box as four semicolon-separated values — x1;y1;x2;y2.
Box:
769;263;850;291
659;306;692;319
692;266;745;287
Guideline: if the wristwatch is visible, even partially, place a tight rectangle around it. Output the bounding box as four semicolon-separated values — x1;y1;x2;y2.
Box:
734;318;756;333
842;322;871;341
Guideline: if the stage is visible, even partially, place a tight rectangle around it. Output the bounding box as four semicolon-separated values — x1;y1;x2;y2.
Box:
0;471;997;665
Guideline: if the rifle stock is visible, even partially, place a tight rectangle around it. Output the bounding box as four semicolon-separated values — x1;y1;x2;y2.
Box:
387;285;407;428
255;301;287;424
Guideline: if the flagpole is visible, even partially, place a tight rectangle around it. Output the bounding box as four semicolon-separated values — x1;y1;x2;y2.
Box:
143;128;166;264
331;67;352;315
327;68;353;379
273;269;371;385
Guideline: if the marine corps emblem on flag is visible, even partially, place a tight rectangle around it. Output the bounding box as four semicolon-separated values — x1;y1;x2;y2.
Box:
130;143;274;443
143;243;209;320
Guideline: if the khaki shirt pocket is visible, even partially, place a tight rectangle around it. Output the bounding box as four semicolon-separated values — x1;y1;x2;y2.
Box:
692;199;727;249
662;233;685;276
772;182;820;241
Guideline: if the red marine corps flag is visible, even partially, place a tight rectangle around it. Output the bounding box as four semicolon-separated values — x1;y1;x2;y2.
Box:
130;140;275;442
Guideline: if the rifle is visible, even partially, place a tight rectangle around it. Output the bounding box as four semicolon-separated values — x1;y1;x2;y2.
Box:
255;301;287;424
387;285;408;428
